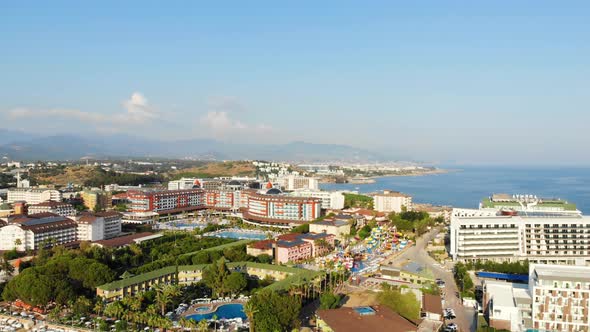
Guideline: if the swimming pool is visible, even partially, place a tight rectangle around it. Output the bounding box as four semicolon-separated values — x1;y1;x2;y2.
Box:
212;231;267;240
187;303;247;321
194;306;212;313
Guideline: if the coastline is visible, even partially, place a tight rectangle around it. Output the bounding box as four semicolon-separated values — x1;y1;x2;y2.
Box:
319;168;456;184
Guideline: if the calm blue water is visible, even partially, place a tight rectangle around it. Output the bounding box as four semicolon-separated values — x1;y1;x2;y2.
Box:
213;231;267;240
187;303;247;321
321;166;590;214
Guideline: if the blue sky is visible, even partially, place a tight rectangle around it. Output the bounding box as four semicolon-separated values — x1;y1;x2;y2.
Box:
1;1;589;164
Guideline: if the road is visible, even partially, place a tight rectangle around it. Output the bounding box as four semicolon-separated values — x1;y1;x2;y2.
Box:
386;228;477;332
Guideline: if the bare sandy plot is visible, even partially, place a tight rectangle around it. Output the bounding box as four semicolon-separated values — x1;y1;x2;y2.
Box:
342;291;379;307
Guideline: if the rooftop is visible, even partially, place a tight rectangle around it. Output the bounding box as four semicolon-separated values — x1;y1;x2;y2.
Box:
93;232;156;248
317;306;417;332
482;196;577;211
422;294;442;314
532;264;590;282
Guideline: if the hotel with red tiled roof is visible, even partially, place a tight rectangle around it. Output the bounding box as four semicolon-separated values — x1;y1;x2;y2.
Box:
247;232;335;264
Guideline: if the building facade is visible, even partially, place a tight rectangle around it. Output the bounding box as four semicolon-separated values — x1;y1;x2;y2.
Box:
243;189;321;226
0;215;77;251
76;211;122;241
248;232;335;264
204;189;240;210
81;190;112;211
530;264;590;332
373;190;412;213
450;209;590;265
7;188;62;205
127;189;205;214
290;190;345;210
28;201;76;217
167;178;200;190
278;175;319;191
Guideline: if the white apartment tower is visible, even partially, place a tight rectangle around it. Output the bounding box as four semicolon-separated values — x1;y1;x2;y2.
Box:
373;190;413;213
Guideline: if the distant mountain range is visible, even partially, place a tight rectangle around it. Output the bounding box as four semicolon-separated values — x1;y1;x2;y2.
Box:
0;129;390;162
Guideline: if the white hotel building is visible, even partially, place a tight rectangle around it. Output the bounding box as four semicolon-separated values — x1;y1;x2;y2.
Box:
290;189;345;210
450;208;590;266
7;188;62;205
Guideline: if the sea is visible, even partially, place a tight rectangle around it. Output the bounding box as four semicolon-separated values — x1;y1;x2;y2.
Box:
320;166;590;214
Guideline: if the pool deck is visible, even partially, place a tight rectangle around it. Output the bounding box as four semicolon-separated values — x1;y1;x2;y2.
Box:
183;300;247;317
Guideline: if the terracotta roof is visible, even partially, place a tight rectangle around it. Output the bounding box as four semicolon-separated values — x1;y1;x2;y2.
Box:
94;211;122;218
422;294;443;315
112;193;128;199
92;232;155;248
30;201;71;208
77;215;99;224
317;306;417;332
249;239;273;250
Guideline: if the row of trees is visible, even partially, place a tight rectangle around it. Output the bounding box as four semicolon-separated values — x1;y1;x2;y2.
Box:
465;260;529;275
454;262;475;298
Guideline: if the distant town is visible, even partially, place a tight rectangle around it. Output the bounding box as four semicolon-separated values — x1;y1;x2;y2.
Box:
0;159;587;332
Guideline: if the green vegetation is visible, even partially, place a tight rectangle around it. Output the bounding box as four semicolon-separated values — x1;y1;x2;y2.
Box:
202;259;247;297
343;193;373;209
319;292;342;309
453;262;475;298
290;223;310;233
388;211;435;235
377;284;420;320
248;290;301;332
466;260;529;275
3;253;114;306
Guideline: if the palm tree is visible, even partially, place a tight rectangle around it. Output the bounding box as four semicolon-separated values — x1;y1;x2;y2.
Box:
197;319;209;332
154;284;181;316
242;301;257;332
94;300;105;316
0;258;14;277
212;314;218;332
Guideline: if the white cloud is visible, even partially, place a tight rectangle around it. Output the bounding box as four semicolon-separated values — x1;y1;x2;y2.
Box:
122;92;158;122
3;92;159;127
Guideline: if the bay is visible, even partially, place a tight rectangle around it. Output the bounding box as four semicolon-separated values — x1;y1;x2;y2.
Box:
320;166;590;214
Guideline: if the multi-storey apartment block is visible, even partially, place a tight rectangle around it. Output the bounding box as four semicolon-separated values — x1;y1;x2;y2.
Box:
277;175;319;191
204;189;240;211
28;200;76;217
530;264;590;332
0;214;77;251
7;188;62;205
127;189;205;214
247;232;335;264
76;211;122;241
373;190;413;213
243;189;321;226
450;209;590;265
290;189;345;210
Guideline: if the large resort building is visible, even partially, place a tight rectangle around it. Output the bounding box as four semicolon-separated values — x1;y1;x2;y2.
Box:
450;208;590;265
242;189;322;227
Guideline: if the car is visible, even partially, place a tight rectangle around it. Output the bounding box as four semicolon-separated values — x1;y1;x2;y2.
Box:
447;323;458;331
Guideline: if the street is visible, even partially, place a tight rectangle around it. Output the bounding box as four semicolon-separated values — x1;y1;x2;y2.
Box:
386;228;477;332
